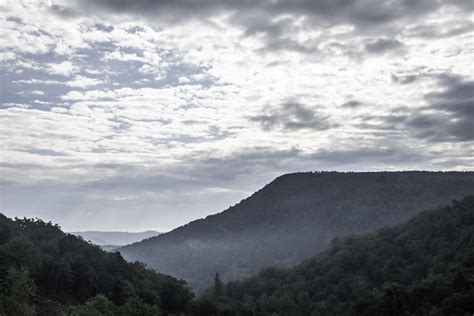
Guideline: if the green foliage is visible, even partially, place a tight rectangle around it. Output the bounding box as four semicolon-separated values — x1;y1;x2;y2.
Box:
0;213;193;315
0;266;37;316
214;273;225;298
68;295;163;316
192;196;474;315
120;297;162;316
75;294;116;316
1;183;473;315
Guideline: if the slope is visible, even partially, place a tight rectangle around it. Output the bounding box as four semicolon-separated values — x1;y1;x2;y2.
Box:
206;196;474;315
0;214;193;315
119;171;474;289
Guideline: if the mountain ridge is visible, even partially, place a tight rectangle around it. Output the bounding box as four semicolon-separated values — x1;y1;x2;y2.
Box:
119;171;474;289
191;196;474;315
130;170;474;244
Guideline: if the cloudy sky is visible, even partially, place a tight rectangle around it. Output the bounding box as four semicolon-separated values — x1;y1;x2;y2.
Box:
1;0;473;232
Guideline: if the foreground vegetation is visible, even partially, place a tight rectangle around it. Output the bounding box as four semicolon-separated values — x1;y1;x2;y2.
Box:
192;196;474;315
0;214;193;315
1;196;473;315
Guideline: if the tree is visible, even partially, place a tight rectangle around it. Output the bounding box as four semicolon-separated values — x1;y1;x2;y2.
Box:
85;294;115;316
0;266;37;316
257;293;269;313
213;273;224;298
297;290;312;315
120;297;161;316
0;213;193;314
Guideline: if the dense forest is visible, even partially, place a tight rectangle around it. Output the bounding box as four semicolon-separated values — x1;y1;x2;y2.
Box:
1;196;473;315
191;196;474;315
0;214;193;315
3;196;471;315
120;171;474;289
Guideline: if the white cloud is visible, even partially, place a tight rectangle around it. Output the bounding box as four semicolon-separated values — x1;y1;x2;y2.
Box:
17;90;45;96
103;51;148;63
0;51;16;62
66;75;103;88
47;61;77;76
14;79;63;85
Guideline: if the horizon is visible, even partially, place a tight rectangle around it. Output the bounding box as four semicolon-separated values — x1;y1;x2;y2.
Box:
1;0;473;232
3;169;472;232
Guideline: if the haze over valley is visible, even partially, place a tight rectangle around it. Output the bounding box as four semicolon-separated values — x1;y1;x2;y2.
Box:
72;230;160;251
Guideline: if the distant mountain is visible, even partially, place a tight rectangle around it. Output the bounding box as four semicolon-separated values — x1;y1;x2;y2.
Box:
119;171;474;290
0;215;192;315
192;196;474;315
72;230;160;248
99;244;121;252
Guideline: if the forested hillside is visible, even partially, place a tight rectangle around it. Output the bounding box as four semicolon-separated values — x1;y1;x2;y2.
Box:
120;171;474;289
0;215;193;315
1;190;473;315
191;196;474;315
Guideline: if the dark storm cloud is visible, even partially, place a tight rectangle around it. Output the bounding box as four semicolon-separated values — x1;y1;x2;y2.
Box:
360;73;474;143
191;147;303;180
192;145;459;180
341;100;362;108
407;21;474;38
251;102;333;131
407;73;474;142
59;0;461;53
72;0;445;26
365;38;404;54
231;12;319;53
309;147;426;165
391;74;420;84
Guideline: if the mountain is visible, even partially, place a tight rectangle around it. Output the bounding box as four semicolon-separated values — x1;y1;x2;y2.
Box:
1;176;472;315
0;214;193;315
119;171;474;290
191;196;474;315
71;230;160;249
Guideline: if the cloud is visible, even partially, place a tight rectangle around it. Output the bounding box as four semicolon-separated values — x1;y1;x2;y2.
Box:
70;0;445;28
104;50;148;63
341;100;362;108
365;38;404;54
47;61;77;76
20;149;69;157
13;79;63;85
391;74;419;84
309;147;426;166
66;75;103;88
406;20;474;39
250;102;333;131
1;0;473;232
55;0;463;55
17;90;45;96
0;52;16;62
407;73;474;142
360;73;474;143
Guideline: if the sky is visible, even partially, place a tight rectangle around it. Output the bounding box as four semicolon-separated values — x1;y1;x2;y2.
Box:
0;0;473;232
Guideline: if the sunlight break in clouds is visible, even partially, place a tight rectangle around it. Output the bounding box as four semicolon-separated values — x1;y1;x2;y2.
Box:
0;0;473;231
